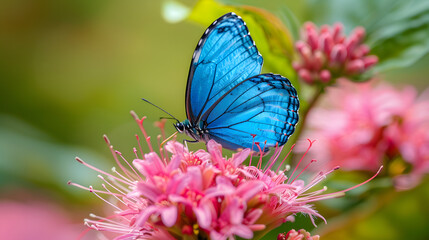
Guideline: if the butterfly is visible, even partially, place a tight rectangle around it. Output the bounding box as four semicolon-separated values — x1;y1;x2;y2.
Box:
174;12;299;152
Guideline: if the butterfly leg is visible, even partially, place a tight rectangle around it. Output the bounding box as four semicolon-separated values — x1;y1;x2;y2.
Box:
183;139;199;150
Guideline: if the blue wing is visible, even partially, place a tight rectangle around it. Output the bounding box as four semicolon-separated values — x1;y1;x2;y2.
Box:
202;74;299;151
185;12;263;123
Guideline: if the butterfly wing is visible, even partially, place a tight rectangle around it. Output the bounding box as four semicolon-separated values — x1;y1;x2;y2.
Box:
202;73;299;151
186;12;263;123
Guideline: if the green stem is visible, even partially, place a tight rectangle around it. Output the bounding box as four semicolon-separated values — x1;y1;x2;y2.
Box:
293;86;324;141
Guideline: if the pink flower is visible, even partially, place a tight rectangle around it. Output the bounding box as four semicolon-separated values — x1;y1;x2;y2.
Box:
0;201;82;240
293;22;378;84
302;79;429;189
70;111;381;239
385;88;429;189
278;229;320;240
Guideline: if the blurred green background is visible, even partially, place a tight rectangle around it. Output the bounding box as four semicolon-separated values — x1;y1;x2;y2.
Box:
1;0;429;239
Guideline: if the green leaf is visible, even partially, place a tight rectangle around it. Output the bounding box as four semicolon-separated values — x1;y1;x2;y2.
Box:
307;0;429;72
278;4;302;42
187;0;235;25
188;0;300;88
367;1;429;72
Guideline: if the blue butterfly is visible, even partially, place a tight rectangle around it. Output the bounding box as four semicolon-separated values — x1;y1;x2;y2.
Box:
174;12;299;152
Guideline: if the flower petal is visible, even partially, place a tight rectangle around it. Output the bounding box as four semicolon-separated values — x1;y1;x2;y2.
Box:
232;225;253;239
131;182;162;202
161;205;177;227
194;201;213;229
235;180;264;201
231;149;251;167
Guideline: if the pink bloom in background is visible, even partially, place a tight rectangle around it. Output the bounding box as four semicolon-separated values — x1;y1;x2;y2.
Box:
385;88;429;189
0;201;82;240
302;79;429;189
277;229;320;240
70;111;381;240
293;22;378;84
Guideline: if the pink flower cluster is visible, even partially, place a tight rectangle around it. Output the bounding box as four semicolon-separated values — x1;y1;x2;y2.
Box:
70;111;381;239
293;22;378;84
302;79;429;190
0;201;82;240
278;229;319;240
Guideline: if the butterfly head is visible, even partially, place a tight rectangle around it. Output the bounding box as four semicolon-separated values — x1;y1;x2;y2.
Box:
175;119;209;143
174;121;186;133
175;119;194;135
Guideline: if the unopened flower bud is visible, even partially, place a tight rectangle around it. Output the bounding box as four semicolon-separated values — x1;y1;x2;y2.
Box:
332;23;344;42
320;69;331;83
313;50;324;70
363;55;379;69
299;69;313;83
320;24;330;34
294;22;377;84
278;229;320;240
295;40;307;52
319;33;334;54
304;22;317;33
347;59;365;74
345;36;360;53
352;26;366;41
351;44;370;59
301;46;313;65
307;29;319;50
292;62;302;71
330;44;347;62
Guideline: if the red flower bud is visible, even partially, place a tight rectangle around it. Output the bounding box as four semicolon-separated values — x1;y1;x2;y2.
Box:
313;50;324;70
319;33;334;54
294;22;377;84
299;69;313;83
332;23;344;42
320;70;332;83
292;62;302;71
330;44;347;62
346;59;365;74
363;55;379;69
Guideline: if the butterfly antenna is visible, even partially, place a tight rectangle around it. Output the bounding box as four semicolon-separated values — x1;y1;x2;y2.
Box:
160;117;177;120
141;98;180;123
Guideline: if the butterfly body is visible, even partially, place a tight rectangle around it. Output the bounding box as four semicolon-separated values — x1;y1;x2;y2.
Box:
175;119;210;143
176;12;299;152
